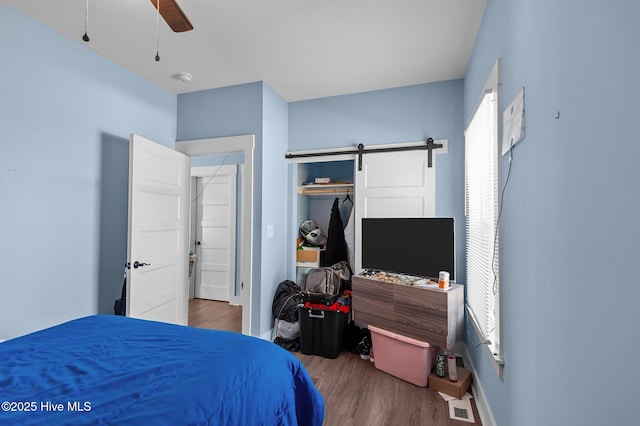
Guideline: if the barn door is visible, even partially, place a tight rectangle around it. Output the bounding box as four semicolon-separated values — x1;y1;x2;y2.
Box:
354;149;435;273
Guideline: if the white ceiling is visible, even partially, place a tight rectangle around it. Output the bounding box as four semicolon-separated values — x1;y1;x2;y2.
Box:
1;0;486;102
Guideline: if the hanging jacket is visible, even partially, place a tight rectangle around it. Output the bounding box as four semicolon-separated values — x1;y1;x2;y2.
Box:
323;197;349;267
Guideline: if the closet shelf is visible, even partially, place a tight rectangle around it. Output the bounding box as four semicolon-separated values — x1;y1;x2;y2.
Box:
297;183;354;196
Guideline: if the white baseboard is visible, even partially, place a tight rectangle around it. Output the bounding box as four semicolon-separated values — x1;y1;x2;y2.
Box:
460;343;497;426
260;329;273;341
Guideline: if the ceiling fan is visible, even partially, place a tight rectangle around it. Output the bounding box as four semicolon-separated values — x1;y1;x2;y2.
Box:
82;0;192;61
149;0;194;32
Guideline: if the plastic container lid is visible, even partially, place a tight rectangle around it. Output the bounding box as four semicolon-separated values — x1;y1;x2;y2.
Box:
368;325;430;348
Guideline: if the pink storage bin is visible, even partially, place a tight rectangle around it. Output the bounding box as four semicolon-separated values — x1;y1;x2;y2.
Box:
369;325;434;387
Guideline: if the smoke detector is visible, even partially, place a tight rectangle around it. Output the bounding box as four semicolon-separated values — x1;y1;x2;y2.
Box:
176;72;193;83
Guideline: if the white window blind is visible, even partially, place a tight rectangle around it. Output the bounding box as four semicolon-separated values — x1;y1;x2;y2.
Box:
465;88;500;362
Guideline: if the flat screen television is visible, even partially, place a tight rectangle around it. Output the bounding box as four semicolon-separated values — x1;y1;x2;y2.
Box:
361;217;454;280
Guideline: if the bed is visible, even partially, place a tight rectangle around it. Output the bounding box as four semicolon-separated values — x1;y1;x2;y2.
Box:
0;315;324;425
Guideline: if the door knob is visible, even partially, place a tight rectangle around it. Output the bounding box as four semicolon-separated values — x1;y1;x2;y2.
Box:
196;241;201;246
133;261;150;269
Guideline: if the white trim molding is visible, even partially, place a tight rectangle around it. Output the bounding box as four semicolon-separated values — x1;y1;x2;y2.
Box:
461;342;498;426
176;135;255;337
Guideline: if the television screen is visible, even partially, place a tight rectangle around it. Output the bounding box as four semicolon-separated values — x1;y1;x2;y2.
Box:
361;217;454;280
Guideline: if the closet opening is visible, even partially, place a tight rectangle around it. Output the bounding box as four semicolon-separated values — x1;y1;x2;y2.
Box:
289;158;356;285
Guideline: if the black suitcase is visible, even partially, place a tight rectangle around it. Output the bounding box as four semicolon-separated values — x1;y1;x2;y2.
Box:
300;293;339;306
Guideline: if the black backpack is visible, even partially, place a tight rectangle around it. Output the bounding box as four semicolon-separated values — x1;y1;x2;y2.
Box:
114;277;126;316
272;280;303;351
272;280;302;323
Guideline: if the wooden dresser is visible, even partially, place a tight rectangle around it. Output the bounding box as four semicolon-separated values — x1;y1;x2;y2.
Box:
352;274;464;349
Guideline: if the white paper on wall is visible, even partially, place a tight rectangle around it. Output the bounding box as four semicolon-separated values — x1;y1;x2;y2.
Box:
502;86;525;156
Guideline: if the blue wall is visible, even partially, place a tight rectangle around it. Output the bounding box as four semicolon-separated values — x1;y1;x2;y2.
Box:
259;84;289;336
289;81;466;281
464;1;640;424
0;5;177;340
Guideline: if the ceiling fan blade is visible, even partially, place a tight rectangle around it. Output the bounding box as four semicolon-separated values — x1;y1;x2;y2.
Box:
149;0;194;33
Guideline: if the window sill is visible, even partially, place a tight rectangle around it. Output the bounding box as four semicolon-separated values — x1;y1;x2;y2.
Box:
466;305;504;379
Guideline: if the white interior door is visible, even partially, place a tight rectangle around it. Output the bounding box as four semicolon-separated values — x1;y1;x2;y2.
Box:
194;165;237;302
127;134;190;325
354;149;436;273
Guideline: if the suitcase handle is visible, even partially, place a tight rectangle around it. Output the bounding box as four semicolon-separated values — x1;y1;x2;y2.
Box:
308;309;325;319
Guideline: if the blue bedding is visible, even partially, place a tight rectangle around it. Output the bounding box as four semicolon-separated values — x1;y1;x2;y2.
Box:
0;315;324;425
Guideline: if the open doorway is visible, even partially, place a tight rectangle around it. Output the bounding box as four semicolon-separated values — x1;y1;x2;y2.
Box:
188;165;241;333
176;135;254;336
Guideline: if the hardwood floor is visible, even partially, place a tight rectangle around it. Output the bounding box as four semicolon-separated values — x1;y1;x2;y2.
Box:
295;351;482;426
188;298;482;426
188;298;242;333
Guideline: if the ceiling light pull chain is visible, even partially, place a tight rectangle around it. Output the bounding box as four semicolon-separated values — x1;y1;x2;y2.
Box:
82;0;90;42
155;0;161;61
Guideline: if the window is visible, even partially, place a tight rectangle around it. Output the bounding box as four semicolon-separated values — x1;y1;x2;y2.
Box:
465;59;503;376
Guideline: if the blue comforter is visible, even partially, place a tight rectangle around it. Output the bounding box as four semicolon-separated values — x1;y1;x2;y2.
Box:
0;315;324;425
